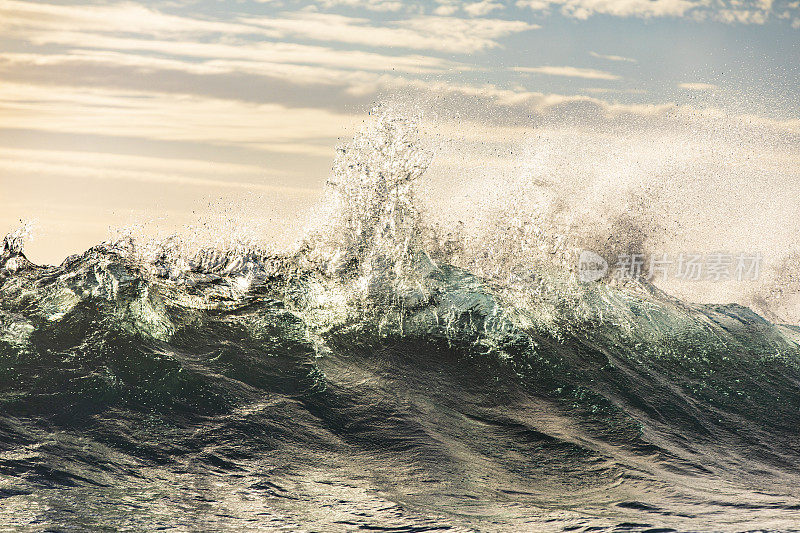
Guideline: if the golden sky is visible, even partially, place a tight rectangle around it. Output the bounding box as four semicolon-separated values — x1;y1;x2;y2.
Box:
0;0;798;263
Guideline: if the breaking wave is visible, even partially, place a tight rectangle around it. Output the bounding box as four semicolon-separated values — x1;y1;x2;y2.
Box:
2;111;800;532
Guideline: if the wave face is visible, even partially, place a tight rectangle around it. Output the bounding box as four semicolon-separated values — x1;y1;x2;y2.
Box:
2;114;800;532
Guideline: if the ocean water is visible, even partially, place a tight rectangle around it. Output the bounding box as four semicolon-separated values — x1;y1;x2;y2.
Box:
2;114;800;532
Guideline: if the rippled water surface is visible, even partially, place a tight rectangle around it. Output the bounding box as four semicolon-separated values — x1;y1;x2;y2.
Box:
2;115;800;532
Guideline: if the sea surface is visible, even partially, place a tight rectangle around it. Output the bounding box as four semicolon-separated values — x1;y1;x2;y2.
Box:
1;115;799;532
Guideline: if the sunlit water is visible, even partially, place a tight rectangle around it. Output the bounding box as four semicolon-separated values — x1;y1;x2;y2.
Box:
2;113;800;532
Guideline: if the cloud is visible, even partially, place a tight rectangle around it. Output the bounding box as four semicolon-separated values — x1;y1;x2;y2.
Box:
514;65;621;80
0;147;280;179
714;9;769;23
0;81;359;156
21;32;466;75
2;1;536;55
0;0;256;37
590;51;637;63
434;6;460;15
0;50;682;138
8;67;789;162
584;87;646;94
0;1;792;149
433;1;461;15
516;0;699;19
0;147;317;195
244;12;538;53
514;0;797;23
678;82;718;90
0;48;478;115
312;0;407;12
464;1;505;16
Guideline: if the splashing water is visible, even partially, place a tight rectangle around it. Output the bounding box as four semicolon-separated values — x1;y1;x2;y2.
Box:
305;112;433;303
2;109;800;532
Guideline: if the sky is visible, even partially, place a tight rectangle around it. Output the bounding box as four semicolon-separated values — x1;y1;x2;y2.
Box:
0;0;798;264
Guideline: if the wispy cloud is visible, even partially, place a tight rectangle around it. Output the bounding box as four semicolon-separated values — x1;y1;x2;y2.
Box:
433;2;461;16
590;51;637;63
20;32;465;74
0;163;316;199
2;1;537;55
516;0;698;19
312;0;407;12
714;8;768;23
464;1;505;16
678;82;718;90
0;0;254;37
0;147;317;194
243;12;538;53
585;87;646;94
515;0;798;23
0;82;358;156
514;65;621;80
